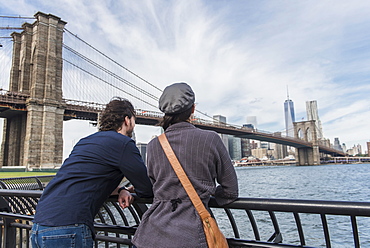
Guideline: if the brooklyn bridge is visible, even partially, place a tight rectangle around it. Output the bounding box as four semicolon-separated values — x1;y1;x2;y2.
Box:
0;12;345;170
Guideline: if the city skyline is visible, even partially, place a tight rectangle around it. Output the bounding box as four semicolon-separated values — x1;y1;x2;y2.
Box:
1;0;369;159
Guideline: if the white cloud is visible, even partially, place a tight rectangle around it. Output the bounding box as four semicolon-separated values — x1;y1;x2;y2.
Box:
1;0;370;153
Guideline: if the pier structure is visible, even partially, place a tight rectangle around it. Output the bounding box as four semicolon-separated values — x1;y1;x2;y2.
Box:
0;12;66;170
293;120;320;165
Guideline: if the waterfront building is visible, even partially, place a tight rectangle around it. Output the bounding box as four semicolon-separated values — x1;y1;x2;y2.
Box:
333;138;342;151
251;148;268;159
241;138;251;157
284;94;295;137
342;143;347;153
271;132;287;159
260;142;269;149
250;140;258;150
306;100;323;139
357;144;363;154
347;144;363;156
136;143;147;165
273;143;286;160
228;136;242;161
240;124;253;157
245;116;261;148
367;142;370;156
213;115;229;152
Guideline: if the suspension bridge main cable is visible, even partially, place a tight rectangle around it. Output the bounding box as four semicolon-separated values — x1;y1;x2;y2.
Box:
63;59;158;109
63;44;159;101
1;16;230;124
0;16;35;19
63;28;228;123
64;28;162;93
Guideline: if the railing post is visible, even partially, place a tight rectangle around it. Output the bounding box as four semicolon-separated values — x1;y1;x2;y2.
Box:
2;217;16;248
0;197;16;248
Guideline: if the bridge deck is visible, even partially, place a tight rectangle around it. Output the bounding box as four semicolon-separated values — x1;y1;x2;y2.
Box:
0;90;345;156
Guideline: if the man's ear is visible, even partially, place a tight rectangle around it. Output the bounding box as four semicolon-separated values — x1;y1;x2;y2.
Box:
124;116;130;126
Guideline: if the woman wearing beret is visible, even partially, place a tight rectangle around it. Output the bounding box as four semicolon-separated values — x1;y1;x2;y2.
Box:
132;82;239;248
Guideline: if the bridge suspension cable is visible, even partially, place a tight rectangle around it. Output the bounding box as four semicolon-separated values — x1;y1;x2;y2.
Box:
63;44;159;102
62;28;218;122
64;28;162;93
63;59;158;109
0;15;35;19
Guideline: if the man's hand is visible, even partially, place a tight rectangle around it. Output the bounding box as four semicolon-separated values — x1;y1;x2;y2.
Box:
118;189;134;209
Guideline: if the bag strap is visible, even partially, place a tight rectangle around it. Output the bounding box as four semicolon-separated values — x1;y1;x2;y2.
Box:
158;133;211;220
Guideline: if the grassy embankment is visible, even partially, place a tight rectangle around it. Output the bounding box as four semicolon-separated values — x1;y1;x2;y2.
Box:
0;172;56;178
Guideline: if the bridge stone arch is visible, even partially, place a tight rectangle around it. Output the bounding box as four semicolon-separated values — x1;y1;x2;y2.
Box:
297;128;304;139
0;12;66;170
306;127;312;142
293;120;320;165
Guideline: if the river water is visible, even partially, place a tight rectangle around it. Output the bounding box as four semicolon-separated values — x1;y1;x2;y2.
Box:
215;163;370;247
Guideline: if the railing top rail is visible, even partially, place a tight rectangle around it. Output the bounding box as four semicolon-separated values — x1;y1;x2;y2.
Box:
2;189;370;217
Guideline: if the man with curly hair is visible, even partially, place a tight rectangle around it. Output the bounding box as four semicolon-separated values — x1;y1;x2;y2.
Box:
31;97;153;248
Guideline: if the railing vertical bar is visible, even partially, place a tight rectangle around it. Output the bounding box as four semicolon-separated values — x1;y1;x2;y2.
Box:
111;201;140;225
102;203;119;248
33;178;44;190
245;209;260;241
351;215;360;248
268;211;282;243
26;221;31;248
224;208;240;238
320;214;331;248
293;212;305;246
19;223;23;248
95;211;109;248
106;202;132;247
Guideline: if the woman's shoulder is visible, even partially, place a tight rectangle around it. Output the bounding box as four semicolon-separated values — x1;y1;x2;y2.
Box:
193;127;221;139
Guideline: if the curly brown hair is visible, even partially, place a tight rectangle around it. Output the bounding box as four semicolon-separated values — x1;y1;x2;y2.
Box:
99;97;135;131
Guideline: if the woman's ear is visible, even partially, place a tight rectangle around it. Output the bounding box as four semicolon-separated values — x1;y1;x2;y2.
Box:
191;104;195;114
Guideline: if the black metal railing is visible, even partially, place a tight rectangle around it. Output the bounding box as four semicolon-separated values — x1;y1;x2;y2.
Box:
0;176;55;190
1;189;370;248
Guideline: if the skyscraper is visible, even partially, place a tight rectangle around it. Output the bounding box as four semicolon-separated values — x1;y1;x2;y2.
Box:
213;115;229;151
246;116;257;129
284;92;295;137
333;138;342;151
306;100;323;139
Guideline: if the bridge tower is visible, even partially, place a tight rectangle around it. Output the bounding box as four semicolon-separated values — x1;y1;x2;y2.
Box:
0;12;66;170
293;120;320;165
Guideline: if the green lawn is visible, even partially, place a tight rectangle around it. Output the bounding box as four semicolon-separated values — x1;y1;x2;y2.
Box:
0;172;56;178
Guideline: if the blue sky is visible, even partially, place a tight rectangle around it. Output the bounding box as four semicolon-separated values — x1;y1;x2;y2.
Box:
1;0;370;158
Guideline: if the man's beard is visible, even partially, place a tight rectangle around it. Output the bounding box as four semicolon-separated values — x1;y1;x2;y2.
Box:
126;127;134;138
126;131;133;138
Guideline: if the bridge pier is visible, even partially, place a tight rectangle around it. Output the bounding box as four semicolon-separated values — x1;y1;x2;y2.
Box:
295;146;320;166
0;12;66;170
293;121;320;165
0;114;27;167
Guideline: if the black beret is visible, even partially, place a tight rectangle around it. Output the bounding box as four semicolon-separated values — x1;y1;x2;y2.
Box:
159;82;195;114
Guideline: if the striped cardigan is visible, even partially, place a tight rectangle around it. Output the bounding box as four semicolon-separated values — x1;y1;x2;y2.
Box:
132;122;239;248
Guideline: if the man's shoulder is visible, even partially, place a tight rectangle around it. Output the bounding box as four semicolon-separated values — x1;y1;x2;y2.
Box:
82;131;132;144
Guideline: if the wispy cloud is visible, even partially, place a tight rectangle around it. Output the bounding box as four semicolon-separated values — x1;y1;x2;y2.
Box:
1;0;370;156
